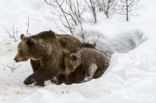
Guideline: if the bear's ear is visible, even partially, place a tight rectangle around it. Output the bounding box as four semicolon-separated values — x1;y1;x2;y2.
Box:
21;34;25;40
26;38;34;46
49;30;56;39
49;30;54;32
70;53;79;61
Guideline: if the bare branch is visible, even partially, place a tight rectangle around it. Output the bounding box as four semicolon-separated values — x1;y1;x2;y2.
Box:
5;25;18;42
97;0;117;18
26;16;31;36
117;0;138;21
5;62;21;72
85;0;97;23
44;0;85;35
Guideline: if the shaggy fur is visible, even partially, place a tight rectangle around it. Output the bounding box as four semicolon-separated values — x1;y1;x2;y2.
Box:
14;30;83;86
61;47;110;84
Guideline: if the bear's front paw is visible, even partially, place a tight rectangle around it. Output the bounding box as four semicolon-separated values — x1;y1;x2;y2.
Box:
24;76;35;85
34;82;45;87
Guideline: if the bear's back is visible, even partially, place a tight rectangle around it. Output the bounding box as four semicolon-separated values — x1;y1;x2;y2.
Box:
31;30;56;40
78;48;109;78
78;48;105;65
56;34;82;51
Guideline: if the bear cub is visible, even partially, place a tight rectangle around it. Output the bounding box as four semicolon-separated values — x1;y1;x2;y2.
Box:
62;47;110;83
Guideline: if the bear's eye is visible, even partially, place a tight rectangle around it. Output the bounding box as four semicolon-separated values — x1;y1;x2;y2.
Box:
70;55;77;61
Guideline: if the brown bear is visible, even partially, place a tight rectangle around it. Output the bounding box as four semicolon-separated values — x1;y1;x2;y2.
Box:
14;30;96;86
51;43;97;85
49;43;96;85
60;47;110;84
14;30;84;86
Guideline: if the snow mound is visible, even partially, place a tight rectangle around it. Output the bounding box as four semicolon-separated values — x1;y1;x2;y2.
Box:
76;29;144;56
17;89;85;103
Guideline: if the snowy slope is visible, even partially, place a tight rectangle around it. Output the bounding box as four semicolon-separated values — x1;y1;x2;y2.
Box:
0;0;156;103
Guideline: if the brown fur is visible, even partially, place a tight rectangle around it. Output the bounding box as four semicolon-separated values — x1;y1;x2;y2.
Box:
52;42;97;85
81;42;96;48
14;30;83;86
62;48;110;84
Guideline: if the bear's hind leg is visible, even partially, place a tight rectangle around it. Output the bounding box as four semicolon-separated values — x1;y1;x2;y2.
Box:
51;75;65;85
83;64;97;82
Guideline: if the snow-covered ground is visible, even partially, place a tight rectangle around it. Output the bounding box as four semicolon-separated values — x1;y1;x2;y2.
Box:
0;0;156;103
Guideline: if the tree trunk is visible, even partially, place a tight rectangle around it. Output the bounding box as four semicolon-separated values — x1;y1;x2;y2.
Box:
126;0;129;21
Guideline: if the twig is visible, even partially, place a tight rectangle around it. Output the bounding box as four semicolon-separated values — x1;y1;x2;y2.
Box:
5;62;21;72
5;25;18;42
26;16;31;36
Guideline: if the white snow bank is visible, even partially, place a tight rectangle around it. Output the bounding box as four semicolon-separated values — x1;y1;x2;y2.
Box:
17;75;156;103
17;89;85;103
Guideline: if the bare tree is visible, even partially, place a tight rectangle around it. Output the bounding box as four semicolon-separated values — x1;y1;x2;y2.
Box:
85;0;97;23
117;0;138;21
67;0;85;31
5;17;32;42
5;25;18;42
44;0;74;34
44;0;85;35
97;0;117;18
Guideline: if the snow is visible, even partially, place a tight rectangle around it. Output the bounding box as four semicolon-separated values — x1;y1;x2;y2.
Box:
0;0;156;103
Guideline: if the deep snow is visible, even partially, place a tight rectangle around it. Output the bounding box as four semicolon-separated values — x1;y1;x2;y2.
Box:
0;0;156;103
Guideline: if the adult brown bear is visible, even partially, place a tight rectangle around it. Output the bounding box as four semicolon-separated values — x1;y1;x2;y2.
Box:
14;30;87;86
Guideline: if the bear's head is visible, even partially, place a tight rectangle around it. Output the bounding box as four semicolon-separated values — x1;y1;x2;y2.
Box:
63;50;81;76
14;34;42;62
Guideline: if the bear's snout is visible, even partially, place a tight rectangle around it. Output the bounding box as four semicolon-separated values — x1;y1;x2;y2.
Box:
14;55;27;62
14;57;19;62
